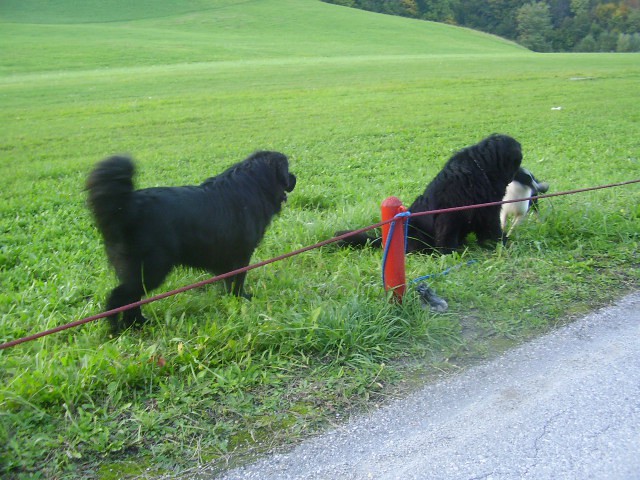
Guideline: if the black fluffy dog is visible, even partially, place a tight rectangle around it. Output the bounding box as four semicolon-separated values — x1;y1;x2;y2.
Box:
87;151;296;333
337;134;522;254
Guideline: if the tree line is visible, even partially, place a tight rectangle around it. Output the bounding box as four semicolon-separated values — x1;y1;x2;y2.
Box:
321;0;640;52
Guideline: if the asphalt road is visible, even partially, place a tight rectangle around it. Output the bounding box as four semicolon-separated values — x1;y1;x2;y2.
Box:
202;292;640;480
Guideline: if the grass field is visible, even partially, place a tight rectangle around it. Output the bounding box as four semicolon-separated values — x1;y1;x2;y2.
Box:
1;0;639;477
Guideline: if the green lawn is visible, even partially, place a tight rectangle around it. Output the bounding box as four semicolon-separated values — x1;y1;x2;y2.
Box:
1;0;638;477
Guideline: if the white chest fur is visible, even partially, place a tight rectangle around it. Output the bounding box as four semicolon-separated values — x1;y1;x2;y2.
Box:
500;181;533;235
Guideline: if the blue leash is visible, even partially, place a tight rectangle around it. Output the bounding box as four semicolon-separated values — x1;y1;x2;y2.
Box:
410;259;477;284
381;211;411;288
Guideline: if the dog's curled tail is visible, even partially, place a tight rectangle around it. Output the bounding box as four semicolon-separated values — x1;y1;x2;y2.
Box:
86;155;135;240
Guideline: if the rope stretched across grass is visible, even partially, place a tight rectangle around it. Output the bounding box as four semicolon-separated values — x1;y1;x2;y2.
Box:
1;178;638;351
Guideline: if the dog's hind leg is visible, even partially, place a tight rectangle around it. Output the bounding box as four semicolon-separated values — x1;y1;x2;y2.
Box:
107;258;172;334
433;215;462;254
106;283;147;333
223;270;250;299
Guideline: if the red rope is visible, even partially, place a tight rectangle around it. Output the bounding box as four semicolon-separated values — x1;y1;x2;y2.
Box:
408;178;640;219
0;227;383;350
1;178;638;350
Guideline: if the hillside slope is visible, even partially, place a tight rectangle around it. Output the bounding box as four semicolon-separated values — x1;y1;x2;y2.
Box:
0;0;527;75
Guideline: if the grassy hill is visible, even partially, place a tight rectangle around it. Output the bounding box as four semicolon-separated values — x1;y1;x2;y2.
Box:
1;0;638;478
0;0;526;75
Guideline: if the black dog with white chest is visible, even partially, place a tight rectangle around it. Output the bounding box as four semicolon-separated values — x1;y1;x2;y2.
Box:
337;134;522;254
87;151;296;334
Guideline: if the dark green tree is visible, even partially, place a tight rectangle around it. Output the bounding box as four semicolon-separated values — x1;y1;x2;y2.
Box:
575;32;597;49
321;0;640;51
597;29;619;49
418;0;455;22
517;1;554;50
